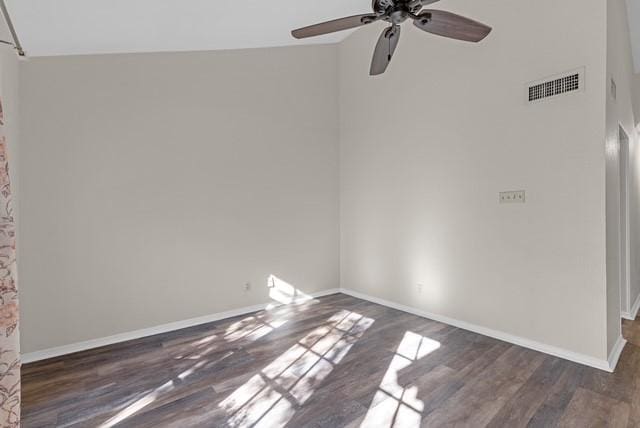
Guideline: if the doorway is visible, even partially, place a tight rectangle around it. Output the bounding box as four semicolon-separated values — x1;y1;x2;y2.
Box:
619;125;631;317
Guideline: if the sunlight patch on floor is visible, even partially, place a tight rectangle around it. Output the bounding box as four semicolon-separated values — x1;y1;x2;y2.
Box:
98;379;175;428
220;310;375;427
359;331;441;428
99;307;293;426
224;314;288;343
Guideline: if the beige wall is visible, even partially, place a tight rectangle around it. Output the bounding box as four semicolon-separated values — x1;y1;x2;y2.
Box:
17;0;629;365
19;46;340;353
606;0;638;353
339;0;609;360
632;73;640;126
625;16;640;320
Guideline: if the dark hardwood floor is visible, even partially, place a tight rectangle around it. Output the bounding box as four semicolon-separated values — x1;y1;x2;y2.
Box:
22;294;640;427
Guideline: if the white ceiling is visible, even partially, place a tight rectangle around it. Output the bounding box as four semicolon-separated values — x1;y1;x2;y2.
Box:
6;0;372;57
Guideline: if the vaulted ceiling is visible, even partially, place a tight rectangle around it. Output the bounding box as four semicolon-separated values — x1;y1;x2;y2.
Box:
6;0;371;57
8;0;640;65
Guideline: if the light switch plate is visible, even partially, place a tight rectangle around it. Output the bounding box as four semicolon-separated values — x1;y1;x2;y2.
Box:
500;190;526;204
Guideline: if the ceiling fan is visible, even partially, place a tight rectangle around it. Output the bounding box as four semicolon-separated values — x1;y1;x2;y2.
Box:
291;0;492;76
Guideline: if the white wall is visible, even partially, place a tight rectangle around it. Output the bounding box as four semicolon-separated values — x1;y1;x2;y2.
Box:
606;0;638;350
17;0;629;366
339;0;610;360
19;46;340;353
625;26;640;320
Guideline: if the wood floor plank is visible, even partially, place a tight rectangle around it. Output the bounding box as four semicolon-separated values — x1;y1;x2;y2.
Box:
486;355;573;427
347;364;457;428
21;294;640;427
557;387;630;428
580;343;640;403
421;345;545;427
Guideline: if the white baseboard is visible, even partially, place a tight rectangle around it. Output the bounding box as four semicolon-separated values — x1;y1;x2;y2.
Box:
607;335;627;372
628;293;640;320
340;288;618;372
622;292;640;320
22;287;625;373
21;288;341;364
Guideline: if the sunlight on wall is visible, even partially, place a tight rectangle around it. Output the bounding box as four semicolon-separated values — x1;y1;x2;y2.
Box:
409;246;444;307
606;137;620;157
268;274;314;305
219;310;375;427
359;331;441;428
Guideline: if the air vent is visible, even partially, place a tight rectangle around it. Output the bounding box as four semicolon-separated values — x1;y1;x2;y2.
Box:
526;68;584;103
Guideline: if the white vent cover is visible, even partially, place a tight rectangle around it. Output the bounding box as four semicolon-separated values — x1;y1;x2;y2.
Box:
526;68;585;103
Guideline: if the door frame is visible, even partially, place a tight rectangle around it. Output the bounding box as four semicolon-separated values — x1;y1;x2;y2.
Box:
619;124;631;319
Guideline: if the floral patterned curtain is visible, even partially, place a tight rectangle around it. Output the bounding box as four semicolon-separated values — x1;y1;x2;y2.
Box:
0;99;19;427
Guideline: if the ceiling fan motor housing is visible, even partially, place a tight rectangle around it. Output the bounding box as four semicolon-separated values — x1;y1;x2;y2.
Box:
389;9;408;24
372;0;394;14
373;0;422;16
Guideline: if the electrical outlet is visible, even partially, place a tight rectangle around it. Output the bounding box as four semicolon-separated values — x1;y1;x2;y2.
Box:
499;190;526;204
417;284;423;294
244;282;251;292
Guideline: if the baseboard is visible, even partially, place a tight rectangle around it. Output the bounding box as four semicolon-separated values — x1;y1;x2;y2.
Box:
607;335;627;372
23;287;623;373
630;293;640;320
622;292;640;320
340;288;615;372
21;288;341;364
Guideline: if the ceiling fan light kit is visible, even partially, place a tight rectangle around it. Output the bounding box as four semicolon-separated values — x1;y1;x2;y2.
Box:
292;0;492;76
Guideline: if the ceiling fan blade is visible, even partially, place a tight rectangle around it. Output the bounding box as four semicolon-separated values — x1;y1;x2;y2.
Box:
370;25;401;76
292;14;378;39
413;10;492;42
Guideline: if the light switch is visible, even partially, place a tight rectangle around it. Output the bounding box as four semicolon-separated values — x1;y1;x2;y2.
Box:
500;190;526;204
